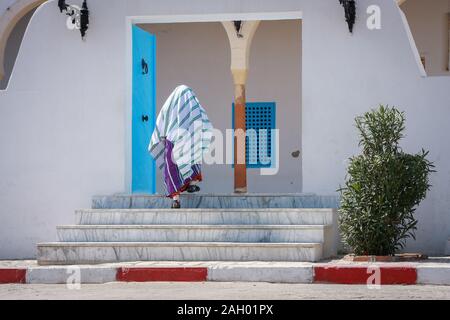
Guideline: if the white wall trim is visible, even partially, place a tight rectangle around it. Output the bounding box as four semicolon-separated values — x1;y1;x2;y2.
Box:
130;12;302;25
124;11;303;193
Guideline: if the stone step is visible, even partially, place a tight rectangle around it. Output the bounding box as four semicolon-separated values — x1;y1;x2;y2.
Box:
36;242;323;265
56;225;329;243
75;208;336;226
92;193;340;209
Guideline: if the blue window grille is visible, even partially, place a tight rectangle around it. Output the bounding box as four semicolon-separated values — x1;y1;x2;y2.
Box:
232;102;276;168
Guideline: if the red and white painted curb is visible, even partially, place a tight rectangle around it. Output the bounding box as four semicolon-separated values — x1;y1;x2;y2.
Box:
1;263;450;285
117;267;208;282
0;269;26;284
314;265;417;285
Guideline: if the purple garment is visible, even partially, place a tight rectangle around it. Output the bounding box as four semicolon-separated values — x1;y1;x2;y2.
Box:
163;139;202;198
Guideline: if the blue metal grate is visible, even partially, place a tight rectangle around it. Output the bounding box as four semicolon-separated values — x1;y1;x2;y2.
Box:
232;102;276;168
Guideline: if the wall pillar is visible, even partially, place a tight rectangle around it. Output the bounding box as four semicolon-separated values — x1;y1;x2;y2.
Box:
232;71;247;193
222;20;260;193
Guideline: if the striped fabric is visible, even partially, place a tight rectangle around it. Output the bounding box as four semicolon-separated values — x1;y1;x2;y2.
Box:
148;85;213;181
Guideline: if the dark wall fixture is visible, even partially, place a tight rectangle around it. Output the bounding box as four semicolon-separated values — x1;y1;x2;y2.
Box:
58;0;90;40
58;0;68;12
339;0;356;33
141;58;149;75
234;21;244;38
79;1;89;39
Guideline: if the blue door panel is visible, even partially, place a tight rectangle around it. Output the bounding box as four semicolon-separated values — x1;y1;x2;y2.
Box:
132;25;156;194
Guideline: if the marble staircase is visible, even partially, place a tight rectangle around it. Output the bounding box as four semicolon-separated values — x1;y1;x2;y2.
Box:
37;194;340;265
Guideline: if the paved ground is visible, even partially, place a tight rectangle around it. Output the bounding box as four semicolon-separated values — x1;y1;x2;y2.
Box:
1;282;450;300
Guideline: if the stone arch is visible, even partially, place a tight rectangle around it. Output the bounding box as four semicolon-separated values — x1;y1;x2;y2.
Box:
0;0;46;80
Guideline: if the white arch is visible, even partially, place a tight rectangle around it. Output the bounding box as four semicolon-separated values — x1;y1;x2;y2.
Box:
0;0;46;79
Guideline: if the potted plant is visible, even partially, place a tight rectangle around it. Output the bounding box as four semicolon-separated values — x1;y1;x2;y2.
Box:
339;105;435;260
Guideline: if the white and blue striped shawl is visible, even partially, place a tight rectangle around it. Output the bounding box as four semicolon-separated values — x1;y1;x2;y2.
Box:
148;85;213;180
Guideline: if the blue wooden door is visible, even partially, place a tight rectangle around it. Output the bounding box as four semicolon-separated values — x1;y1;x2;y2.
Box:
132;25;156;194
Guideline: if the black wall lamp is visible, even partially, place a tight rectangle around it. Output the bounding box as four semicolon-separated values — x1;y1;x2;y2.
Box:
339;0;356;33
58;0;90;40
234;21;244;38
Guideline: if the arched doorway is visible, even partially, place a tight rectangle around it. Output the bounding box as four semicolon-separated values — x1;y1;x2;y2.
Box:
0;0;46;87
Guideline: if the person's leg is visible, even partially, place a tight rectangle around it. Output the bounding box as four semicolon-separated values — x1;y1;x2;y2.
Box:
171;194;181;209
163;140;185;208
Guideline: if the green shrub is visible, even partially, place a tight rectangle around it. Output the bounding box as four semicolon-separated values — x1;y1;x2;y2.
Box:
339;105;435;256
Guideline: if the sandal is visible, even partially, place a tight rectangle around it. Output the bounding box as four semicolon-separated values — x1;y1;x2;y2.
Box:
171;200;181;209
187;185;200;193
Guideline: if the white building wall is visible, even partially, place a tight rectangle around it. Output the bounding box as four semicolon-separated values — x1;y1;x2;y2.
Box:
0;0;449;258
301;0;450;255
0;0;18;16
0;0;127;258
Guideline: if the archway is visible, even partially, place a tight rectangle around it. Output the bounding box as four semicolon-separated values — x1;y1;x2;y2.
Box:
0;0;46;81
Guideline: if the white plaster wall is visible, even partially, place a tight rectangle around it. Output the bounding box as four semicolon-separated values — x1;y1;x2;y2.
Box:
301;0;450;255
0;0;127;258
401;0;450;75
0;0;18;16
141;20;302;194
0;0;450;258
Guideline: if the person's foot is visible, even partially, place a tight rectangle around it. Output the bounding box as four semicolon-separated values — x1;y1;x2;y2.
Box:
187;185;200;193
171;200;181;209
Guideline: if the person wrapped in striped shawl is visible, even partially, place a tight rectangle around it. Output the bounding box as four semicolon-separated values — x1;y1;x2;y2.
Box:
148;85;213;208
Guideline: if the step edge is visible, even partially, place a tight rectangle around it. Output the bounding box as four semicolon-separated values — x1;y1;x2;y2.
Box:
57;225;331;230
77;208;338;213
94;193;321;198
37;242;323;248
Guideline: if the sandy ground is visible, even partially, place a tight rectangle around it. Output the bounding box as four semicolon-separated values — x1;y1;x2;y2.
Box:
1;282;450;300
